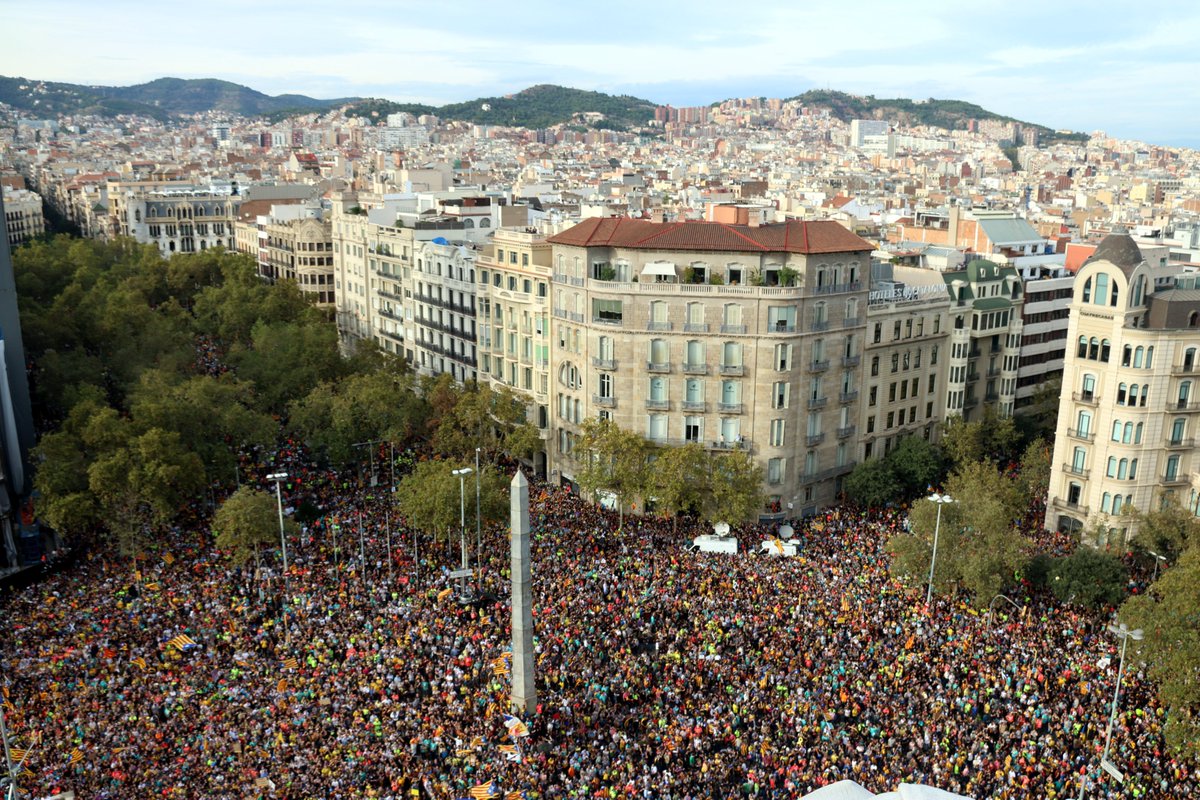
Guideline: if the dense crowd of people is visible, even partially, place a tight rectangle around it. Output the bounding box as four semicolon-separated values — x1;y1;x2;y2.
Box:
0;443;1193;800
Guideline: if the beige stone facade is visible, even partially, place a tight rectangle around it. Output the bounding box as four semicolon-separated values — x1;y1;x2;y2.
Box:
2;187;45;247
1048;234;1200;546
545;218;872;519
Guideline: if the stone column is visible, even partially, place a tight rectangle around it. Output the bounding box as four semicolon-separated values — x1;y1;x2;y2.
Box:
509;470;537;714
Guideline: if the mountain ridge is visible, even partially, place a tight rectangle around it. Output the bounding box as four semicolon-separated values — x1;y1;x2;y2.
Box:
0;74;1086;142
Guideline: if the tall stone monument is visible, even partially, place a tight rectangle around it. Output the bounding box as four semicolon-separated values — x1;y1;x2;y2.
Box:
509;470;537;714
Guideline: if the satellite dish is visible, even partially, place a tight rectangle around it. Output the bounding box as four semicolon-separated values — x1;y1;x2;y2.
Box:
713;521;731;538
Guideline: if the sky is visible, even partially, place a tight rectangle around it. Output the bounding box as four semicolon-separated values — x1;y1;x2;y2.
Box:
5;1;1200;148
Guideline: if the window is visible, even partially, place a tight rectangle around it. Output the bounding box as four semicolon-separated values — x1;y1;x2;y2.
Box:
686;302;704;327
1076;410;1092;436
1166;455;1180;481
721;380;741;406
873;323;882;344
592;299;623;323
723;341;743;367
1134;346;1144;368
685;379;703;404
686;340;705;367
649;301;668;327
1179;381;1193;409
1117;383;1127;405
1094;273;1109;305
775;343;793;371
1100;339;1111;363
1082;277;1092;303
1102;492;1112;514
685;416;702;443
598;373;613;398
767;458;783;485
647;414;668;441
768;306;797;331
869;386;877;407
769;419;785;447
1072;447;1086;472
558;362;580;389
649;376;667;401
1122;345;1132;367
1082;374;1096;401
870;356;879;377
773;382;790;409
1170;418;1186;445
597;335;614;362
723;303;743;327
931;345;938;366
649;339;669;367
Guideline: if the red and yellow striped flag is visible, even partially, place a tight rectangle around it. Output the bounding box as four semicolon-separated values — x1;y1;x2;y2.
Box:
469;779;495;799
68;747;84;766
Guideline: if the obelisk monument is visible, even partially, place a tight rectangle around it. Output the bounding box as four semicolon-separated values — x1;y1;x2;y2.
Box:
509;470;537;714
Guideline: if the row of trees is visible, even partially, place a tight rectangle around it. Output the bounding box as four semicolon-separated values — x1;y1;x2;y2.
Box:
20;237;540;555
573;418;764;530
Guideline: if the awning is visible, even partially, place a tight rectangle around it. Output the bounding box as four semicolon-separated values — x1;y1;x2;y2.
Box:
641;261;677;278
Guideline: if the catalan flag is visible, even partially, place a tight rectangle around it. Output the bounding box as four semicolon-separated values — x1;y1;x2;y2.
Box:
166;634;198;652
469;779;495;799
143;582;160;592
492;661;510;677
232;600;248;614
20;768;34;780
502;714;529;738
163;552;175;565
68;747;84;766
437;588;453;602
455;748;474;758
469;736;483;749
277;678;288;693
10;747;28;762
498;744;521;763
131;655;149;670
505;791;526;800
282;657;300;671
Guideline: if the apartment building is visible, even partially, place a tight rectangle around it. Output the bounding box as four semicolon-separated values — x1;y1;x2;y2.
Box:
1015;269;1073;408
544;217;873;519
2;187;45;247
861;265;952;460
108;183;239;254
1048;233;1200;545
409;238;479;382
258;208;334;305
475;229;555;475
941;259;1024;420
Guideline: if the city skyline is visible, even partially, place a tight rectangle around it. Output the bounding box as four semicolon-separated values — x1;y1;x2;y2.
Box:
6;1;1200;149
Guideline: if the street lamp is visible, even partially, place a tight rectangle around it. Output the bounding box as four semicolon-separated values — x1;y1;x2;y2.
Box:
926;493;955;607
474;448;482;590
1077;622;1144;799
452;467;473;596
1148;550;1167;583
267;472;289;643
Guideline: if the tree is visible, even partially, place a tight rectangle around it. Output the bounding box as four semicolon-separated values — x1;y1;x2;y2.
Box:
844;459;901;508
214;487;288;566
885;435;945;496
228;319;347;413
1120;499;1200;562
705;449;764;526
1122;542;1200;759
887;461;1029;604
939;415;986;468
1046;548;1128;609
88;427;206;556
1018;437;1051;502
395;459;509;541
573;417;652;529
650;443;710;534
430;381;540;465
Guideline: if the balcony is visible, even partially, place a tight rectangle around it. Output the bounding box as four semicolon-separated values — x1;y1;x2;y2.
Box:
647;321;673;332
682;400;706;412
591;357;617;370
985;392;999;402
1050;496;1090;516
837;425;856;439
966;373;981;383
842;355;861;368
1066;427;1095;442
963;397;979;408
717;402;743;414
987;367;1001;378
1072;391;1098;406
1061;463;1090;480
683;362;709;375
814;281;863;295
809;359;830;372
711;438;751;451
806;433;825;446
1162;472;1189;486
645;398;671;411
1170;400;1200;413
810;321;830;332
769;323;797;334
719;364;744;376
720;324;747;335
839;390;859;404
843;316;862;328
808;396;828;410
1166;437;1194;449
593;395;616;408
646;361;671;373
1171;363;1200;376
683;323;709;333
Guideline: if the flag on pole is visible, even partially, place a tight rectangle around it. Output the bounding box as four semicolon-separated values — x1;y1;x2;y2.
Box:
498;744;521;763
10;747;28;762
282;657;300;671
163;552;175;565
131;656;148;671
469;780;495;799
505;792;526;800
469;736;484;749
503;714;530;738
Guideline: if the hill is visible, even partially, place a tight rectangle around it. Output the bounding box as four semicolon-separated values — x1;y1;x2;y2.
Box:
786;90;1088;144
0;75;355;120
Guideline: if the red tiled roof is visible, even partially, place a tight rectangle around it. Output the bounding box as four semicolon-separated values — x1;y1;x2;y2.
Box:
1064;242;1097;274
546;218;872;255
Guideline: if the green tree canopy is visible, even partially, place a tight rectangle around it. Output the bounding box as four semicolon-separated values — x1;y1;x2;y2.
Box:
705;449;765;526
887;461;1029;604
227;319;347;413
1046;548;1128;609
649;442;710;534
885;435;946;496
844;459;902;508
213;486;289;566
573;417;652;528
395;459;509;541
428;378;541;464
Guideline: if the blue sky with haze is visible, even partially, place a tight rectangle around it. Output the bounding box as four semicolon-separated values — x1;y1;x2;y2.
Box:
6;1;1199;148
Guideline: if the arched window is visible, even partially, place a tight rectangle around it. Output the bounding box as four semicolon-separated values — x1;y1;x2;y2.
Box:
1190;311;1199;328
1088;337;1099;360
597;336;613;361
1082;277;1093;303
648;339;669;366
1122;345;1132;367
1132;276;1145;305
1171;418;1186;444
1145;346;1154;368
1100;339;1111;363
1102;492;1112;513
1107;457;1117;478
1118;459;1128;480
1139;385;1148;407
1094;273;1109;305
686;340;705;365
1123;422;1133;444
1112;495;1123;515
1082;374;1096;399
1186;348;1198;371
1111;420;1122;441
1134;422;1143;444
479;218;491;228
1134;346;1144;368
463;218;475;229
1129;384;1139;406
1129;459;1138;480
1180;381;1192;409
1110;281;1119;307
1117;383;1128;405
558;361;580;389
955;316;964;330
1078;336;1088;358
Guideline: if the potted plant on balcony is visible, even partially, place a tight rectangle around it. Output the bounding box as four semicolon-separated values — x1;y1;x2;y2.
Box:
778;266;799;288
748;267;764;286
598;264;617;282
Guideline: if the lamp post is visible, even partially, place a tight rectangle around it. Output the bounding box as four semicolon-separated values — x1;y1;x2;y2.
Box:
452;467;473;596
267;472;289;643
1148;550;1167;583
474;448;482;590
925;493;955;607
1076;623;1144;799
